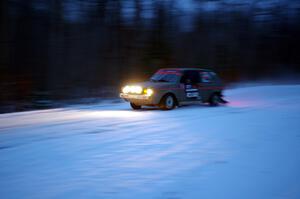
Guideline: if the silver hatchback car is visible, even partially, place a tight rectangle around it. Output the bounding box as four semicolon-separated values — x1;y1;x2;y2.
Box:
120;68;227;110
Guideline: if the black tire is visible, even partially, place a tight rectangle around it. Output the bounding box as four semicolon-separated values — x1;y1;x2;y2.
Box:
209;93;221;106
130;102;142;110
160;94;176;110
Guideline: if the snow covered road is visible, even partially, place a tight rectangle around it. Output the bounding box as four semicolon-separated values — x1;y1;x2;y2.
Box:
1;85;300;199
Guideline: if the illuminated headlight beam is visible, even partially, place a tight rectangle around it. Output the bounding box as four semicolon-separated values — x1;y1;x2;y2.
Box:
122;85;143;94
144;88;154;96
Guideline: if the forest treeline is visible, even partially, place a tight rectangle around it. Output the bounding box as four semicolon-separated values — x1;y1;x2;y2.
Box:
0;0;300;111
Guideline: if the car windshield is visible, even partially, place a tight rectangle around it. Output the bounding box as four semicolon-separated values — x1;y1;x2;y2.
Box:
150;70;181;83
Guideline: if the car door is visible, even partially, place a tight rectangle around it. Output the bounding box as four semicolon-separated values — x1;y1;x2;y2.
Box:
198;71;214;102
180;70;201;102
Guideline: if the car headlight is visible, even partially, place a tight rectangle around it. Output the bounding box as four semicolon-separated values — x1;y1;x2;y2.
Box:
122;85;143;94
144;88;154;96
131;86;143;94
122;86;131;94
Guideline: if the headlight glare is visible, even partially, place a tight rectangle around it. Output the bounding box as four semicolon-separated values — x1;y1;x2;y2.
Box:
122;86;131;94
145;88;154;96
122;85;143;94
132;86;143;94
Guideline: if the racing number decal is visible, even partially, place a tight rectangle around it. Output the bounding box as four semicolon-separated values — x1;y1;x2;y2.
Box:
185;84;199;98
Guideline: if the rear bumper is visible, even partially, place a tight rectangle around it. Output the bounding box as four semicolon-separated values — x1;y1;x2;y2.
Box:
120;93;154;106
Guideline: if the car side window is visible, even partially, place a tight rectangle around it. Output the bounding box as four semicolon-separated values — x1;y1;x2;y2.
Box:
180;70;200;84
200;71;213;83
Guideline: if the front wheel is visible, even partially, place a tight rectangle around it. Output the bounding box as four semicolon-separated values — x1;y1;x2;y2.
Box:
130;102;142;110
160;94;176;110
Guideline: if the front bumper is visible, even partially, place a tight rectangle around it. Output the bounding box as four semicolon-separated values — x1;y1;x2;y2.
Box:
120;93;154;105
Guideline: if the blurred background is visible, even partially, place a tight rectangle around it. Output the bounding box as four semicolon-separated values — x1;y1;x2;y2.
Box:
1;0;300;113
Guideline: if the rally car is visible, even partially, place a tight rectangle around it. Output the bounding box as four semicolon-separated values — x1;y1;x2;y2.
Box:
120;68;227;110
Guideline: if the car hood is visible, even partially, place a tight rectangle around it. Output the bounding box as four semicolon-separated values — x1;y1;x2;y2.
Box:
135;81;177;89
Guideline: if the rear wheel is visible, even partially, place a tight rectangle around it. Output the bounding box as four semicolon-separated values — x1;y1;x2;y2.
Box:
160;94;176;110
209;93;221;106
130;102;142;110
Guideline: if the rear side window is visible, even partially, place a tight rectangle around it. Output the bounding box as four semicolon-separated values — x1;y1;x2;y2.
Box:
200;71;213;83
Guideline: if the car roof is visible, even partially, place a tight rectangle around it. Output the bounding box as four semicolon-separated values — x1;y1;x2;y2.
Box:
159;68;214;72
